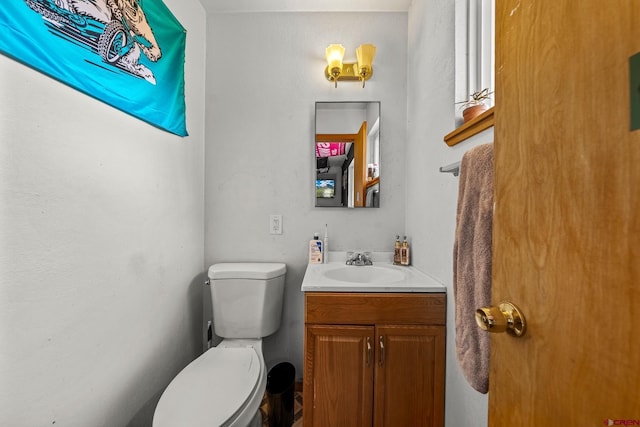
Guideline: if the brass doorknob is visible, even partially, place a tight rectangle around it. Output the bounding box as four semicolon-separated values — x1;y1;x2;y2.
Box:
475;302;527;337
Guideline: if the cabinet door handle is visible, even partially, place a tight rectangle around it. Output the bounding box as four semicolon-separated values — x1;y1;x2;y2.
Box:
366;337;372;366
379;335;385;366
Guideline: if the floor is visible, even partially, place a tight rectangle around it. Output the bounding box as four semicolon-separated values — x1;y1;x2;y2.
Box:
260;391;303;427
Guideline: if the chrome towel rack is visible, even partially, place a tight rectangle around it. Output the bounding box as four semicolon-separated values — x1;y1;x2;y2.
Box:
439;161;460;177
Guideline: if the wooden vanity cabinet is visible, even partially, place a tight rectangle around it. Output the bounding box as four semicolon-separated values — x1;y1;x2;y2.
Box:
303;292;446;427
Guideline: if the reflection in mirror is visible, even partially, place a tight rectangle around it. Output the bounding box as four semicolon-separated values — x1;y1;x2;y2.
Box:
315;102;380;208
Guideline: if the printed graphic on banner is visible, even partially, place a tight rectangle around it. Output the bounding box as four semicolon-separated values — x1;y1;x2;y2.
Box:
316;142;347;158
0;0;187;136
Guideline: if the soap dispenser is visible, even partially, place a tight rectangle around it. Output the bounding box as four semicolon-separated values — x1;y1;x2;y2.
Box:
401;235;410;266
393;235;402;265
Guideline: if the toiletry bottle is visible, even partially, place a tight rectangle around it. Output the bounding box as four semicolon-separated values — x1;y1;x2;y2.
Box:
401;235;410;266
394;235;401;265
323;224;329;264
309;233;323;264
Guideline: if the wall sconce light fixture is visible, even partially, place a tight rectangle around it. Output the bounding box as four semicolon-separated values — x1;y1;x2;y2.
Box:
324;44;376;88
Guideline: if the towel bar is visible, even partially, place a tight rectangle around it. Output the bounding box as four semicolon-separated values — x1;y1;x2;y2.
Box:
439;161;460;176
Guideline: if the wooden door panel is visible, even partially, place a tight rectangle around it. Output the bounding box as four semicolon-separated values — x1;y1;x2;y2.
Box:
374;325;445;427
303;325;374;427
492;0;640;424
354;121;368;207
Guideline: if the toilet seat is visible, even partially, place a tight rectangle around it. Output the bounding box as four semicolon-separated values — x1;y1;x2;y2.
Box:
153;347;262;427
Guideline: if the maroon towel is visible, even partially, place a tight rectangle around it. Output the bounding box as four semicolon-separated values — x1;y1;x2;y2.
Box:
453;143;494;394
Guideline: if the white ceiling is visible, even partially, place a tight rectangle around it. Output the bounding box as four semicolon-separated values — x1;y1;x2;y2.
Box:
198;0;413;13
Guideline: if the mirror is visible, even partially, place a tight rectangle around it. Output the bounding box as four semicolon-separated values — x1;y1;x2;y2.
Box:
315;102;380;208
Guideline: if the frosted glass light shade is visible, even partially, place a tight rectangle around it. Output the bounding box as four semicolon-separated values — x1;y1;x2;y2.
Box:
325;44;345;76
356;44;376;78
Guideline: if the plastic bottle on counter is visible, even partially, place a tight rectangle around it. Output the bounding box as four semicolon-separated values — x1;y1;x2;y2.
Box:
309;233;323;264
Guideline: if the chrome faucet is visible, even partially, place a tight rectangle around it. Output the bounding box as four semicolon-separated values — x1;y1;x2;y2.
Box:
345;252;373;266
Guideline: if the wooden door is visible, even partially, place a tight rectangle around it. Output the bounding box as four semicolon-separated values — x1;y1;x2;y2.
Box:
303;325;374;427
491;0;640;424
353;121;368;207
373;325;445;427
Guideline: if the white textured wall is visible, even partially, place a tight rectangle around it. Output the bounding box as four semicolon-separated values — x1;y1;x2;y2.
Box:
0;1;207;425
406;1;492;426
204;12;408;378
0;2;496;424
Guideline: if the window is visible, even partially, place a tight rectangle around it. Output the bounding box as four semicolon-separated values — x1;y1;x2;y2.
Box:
446;0;496;145
456;0;495;106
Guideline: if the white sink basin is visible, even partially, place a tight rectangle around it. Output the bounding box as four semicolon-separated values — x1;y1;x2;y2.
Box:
322;266;406;283
301;261;445;293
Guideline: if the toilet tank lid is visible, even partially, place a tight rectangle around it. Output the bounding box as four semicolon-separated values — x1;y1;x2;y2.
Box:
208;263;286;280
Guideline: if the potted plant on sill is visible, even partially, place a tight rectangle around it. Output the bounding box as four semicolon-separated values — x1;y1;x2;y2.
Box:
456;88;493;123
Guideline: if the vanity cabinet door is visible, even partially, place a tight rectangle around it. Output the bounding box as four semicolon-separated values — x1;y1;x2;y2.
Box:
304;325;374;427
304;293;446;427
373;325;446;427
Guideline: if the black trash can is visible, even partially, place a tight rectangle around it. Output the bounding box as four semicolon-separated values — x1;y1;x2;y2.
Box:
266;362;295;427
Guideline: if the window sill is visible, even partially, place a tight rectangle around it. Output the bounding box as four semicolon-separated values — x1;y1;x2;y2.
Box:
444;107;494;147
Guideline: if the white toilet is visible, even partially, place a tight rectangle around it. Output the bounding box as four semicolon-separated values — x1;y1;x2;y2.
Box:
153;262;287;427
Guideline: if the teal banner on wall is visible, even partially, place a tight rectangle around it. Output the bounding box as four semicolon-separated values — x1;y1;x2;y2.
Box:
0;0;187;136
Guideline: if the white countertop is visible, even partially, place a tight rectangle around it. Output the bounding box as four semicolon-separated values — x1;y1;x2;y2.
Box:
301;256;446;293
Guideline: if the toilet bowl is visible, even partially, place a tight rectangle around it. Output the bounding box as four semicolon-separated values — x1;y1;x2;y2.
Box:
153;340;266;427
153;263;286;427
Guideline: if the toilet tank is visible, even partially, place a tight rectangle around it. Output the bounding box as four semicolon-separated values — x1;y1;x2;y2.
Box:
208;263;286;339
